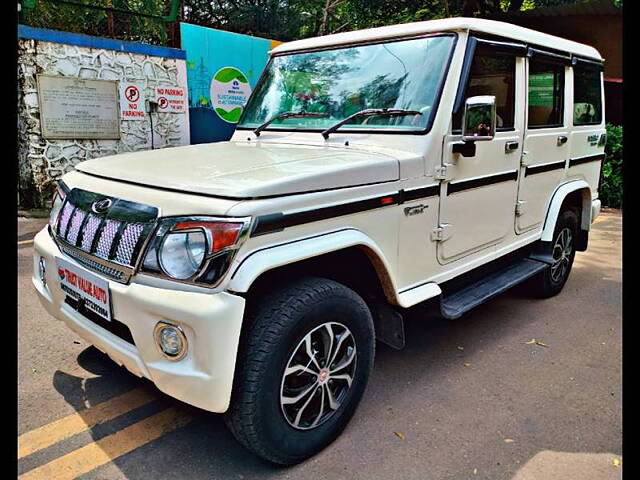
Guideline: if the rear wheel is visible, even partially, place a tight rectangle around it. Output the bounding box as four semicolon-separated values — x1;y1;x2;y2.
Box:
225;277;375;465
529;209;578;298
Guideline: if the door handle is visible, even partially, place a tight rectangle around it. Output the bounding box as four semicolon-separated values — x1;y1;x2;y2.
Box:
557;135;568;146
505;141;519;153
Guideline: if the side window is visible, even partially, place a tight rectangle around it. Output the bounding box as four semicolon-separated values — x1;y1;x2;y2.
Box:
573;66;602;125
528;60;564;128
453;53;516;131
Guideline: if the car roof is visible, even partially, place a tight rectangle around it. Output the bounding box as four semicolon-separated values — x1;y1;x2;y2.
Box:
270;17;602;60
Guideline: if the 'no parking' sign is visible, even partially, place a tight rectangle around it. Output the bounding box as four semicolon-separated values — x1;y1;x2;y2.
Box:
119;82;146;120
155;87;186;113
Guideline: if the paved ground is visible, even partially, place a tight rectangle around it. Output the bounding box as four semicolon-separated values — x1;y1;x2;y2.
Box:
18;212;622;480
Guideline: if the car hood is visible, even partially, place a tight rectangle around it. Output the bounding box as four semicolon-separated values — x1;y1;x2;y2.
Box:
75;141;400;198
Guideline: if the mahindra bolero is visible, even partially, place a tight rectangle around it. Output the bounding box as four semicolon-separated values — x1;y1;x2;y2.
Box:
33;17;605;464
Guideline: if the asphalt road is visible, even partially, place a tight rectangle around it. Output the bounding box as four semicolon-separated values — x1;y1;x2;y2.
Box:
18;211;622;480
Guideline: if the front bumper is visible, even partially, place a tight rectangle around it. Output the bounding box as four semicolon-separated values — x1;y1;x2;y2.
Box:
32;228;246;413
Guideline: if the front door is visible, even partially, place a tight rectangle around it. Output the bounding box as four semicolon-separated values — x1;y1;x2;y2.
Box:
437;45;525;264
516;53;570;233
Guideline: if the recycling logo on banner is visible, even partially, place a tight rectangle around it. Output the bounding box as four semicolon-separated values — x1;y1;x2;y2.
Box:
210;67;252;124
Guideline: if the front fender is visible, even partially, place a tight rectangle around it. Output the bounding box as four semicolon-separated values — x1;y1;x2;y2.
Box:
227;228;397;297
541;180;592;242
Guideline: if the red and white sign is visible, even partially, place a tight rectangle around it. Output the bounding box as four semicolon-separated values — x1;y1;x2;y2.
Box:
56;257;111;322
155;86;186;113
119;82;146;120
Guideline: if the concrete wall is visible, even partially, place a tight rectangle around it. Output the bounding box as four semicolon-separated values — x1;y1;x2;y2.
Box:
17;27;190;208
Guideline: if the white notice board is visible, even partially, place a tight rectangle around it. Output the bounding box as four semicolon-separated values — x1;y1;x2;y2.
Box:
37;75;120;140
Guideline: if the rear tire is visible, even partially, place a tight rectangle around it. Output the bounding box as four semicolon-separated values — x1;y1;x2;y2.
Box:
224;277;375;465
529;209;578;298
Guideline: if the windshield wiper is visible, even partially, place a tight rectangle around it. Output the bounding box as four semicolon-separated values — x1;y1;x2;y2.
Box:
321;108;422;139
253;111;328;137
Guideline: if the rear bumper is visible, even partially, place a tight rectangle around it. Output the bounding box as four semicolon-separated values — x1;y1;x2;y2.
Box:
591;198;602;224
32;228;246;413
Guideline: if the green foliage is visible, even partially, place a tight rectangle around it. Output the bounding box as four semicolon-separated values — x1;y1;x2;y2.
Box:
600;124;623;208
20;0;170;45
21;0;610;45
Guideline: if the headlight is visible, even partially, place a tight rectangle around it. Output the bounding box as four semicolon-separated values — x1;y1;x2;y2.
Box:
49;181;68;230
159;230;207;279
142;217;250;286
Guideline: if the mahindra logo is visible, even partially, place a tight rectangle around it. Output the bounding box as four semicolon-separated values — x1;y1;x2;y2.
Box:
91;198;113;214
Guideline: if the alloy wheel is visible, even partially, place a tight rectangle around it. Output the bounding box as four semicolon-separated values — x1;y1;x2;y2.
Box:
551;227;573;283
280;322;357;430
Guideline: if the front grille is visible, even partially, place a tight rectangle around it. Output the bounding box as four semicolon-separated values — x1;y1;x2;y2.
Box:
55;188;159;282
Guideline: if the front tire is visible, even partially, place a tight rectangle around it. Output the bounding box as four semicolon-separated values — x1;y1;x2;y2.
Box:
225;277;375;465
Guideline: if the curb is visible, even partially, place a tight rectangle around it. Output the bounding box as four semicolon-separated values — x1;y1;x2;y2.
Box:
18;209;49;219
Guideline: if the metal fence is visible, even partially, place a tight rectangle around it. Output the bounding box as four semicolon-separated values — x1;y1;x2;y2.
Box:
18;0;182;47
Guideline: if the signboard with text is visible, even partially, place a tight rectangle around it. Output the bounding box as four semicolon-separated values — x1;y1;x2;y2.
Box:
180;23;281;143
155;86;187;113
37;75;120;139
119;82;146;120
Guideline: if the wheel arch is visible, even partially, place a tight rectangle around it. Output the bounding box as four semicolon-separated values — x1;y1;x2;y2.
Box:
542;180;592;249
227;229;399;306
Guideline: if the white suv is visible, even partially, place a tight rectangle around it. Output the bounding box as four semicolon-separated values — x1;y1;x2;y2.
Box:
33;17;605;464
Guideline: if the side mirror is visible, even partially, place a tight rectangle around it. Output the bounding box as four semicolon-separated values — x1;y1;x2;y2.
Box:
461;95;496;142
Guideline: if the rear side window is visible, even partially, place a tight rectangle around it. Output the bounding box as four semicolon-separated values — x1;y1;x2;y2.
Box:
453;53;516;131
573;67;602;125
528;60;564;128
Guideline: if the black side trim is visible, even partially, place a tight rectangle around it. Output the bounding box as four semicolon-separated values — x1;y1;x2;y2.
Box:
569;154;605;167
402;184;440;202
251;184;440;237
447;171;518;195
252;193;400;237
525;160;566;177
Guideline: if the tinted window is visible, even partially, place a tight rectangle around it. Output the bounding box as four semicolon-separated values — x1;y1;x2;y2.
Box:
528;60;564;128
573;67;602;125
453;53;515;131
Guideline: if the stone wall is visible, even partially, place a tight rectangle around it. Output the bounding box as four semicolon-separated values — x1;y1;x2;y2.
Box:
17;32;190;208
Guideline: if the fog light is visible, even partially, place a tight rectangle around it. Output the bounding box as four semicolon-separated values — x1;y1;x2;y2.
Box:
38;257;46;287
154;322;187;360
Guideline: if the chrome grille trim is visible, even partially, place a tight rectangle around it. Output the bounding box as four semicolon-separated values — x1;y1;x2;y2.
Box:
58;241;132;283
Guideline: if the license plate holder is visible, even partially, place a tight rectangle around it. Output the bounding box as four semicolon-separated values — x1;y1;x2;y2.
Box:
55;257;112;322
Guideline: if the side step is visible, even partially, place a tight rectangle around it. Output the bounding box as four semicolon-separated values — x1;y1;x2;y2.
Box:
440;258;548;319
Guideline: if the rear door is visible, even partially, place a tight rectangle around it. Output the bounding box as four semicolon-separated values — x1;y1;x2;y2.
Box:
516;51;571;233
567;59;606;194
437;40;525;264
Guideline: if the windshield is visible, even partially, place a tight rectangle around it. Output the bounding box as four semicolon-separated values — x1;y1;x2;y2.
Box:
238;34;456;134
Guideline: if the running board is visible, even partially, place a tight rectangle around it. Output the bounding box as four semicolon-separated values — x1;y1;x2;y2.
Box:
440;258;548;319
